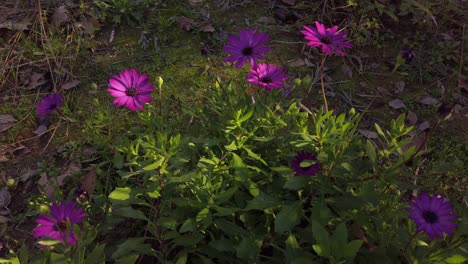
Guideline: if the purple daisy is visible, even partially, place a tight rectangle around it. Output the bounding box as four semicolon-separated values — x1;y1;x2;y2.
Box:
107;69;154;111
246;63;288;92
406;192;458;240
33;201;86;246
36;93;63;116
291;151;320;176
223;29;271;68
301;21;352;56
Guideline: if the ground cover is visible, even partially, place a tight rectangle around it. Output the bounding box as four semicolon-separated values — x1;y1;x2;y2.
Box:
0;0;466;263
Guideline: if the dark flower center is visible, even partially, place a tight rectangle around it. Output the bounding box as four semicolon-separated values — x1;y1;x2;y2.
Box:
57;220;67;231
49;104;57;110
260;77;272;83
242;47;253;56
125;87;138;96
320;37;332;45
423;210;438;223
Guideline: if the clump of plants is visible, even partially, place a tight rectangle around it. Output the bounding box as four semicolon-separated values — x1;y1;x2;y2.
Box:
1;18;465;264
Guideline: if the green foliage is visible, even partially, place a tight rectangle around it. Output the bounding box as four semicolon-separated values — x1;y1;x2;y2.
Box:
94;0;153;25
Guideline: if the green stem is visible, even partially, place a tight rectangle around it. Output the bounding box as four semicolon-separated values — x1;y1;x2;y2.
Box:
320;54;329;112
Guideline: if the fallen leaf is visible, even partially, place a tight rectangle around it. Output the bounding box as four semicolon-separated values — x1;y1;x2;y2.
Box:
341;63;353;78
189;0;203;6
0;114;16;132
389;99;406;109
358;129;378;139
420;96;439;105
33;124;48;135
38;173;56;199
407;111;418;126
80;167;97;195
0;215;10;223
402;132;427;155
256;16;277;25
51;5;70;29
57;161;82;185
417;121;431;132
26;72;47;89
62;80;80;90
394;80;405;94
289;58;305;67
281;0;296;5
198;22;215;32
0;20;31;31
176;16;196;31
20;169;38;182
0;188;11;208
75;16;100;35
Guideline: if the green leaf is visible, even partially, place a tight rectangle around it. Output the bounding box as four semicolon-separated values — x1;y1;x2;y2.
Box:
179;218;195;233
283;176;309;190
208;239;235;253
374;123;385;138
115;255;139;264
244;192;279;210
215;187;238;204
85;243;106;264
112;238;147;259
311;220;330;256
109;187;131;201
175;250;188;264
331;223;348;248
143;157;165;171
196;207;212;227
365;140;377;166
445;254;467;264
214;219;248;237
113;152;124;169
157;217;178;230
275;202;302;233
18;244;28;264
49;253;68;264
312;244;329;257
242;146;267;166
114;206;148;221
38;239;62;246
343;240;363;257
236;236;262;260
285;234;301;262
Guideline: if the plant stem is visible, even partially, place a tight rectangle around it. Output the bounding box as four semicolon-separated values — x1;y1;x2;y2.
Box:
403;232;419;252
320;54;329;112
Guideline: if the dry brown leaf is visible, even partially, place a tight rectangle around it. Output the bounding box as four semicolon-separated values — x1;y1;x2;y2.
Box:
62;80;80;90
26;72;47;90
281;0;296;5
389;99;406;109
74;17;100;35
358;129;378;139
38;173;55;199
407;111;418;126
256;16;277;25
198;22;215;32
57;161;82;186
420;96;439;105
417;121;431;132
0;215;10;223
188;0;203;6
0;188;11;208
289;58;305;67
176;16;196;31
51;5;70;29
33;124;48;135
0;114;16;132
80;167;97;195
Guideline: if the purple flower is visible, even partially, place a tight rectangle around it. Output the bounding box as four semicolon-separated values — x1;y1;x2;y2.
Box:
406;192;458;240
36;93;63;116
401;48;416;63
223;29;271;68
291;151;320;176
247;63;288;92
33;201;86;246
107;69;154;111
301;21;352;56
